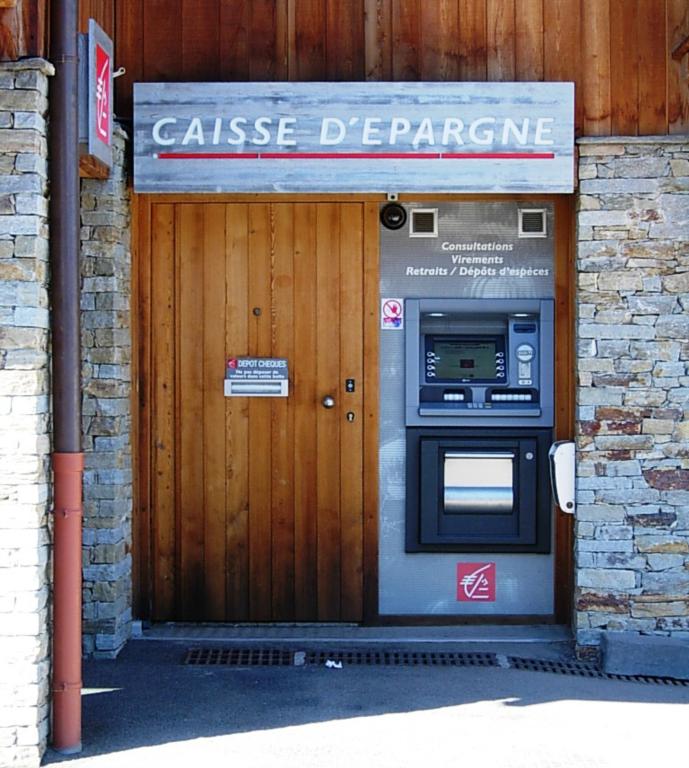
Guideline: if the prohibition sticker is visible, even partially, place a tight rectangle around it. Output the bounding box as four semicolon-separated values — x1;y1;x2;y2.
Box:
381;298;404;330
457;562;496;602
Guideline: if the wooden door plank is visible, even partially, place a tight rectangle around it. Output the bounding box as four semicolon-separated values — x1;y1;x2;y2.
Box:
581;0;611;136
459;0;488;80
327;0;365;79
316;203;342;620
142;0;182;81
637;0;666;135
290;0;326;80
487;0;515;81
544;0;582;133
248;0;285;80
362;202;380;622
225;203;250;620
339;203;365;621
392;0;420;81
150;203;176;620
419;0;460;81
219;0;250;80
514;0;543;81
270;204;296;619
82;0;114;36
114;0;143;122
131;195;151;619
181;0;219;80
79;0;92;33
247;203;273;619
202;204;227;619
177;204;206;620
667;0;689;133
364;0;393;80
609;0;639;136
293;204;319;619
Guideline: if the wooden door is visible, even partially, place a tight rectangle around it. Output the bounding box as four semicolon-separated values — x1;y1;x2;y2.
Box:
137;200;378;622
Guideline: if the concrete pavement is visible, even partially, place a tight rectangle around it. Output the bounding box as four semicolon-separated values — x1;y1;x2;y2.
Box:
44;637;689;768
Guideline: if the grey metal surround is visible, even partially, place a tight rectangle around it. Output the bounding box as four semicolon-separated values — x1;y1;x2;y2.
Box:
378;201;556;616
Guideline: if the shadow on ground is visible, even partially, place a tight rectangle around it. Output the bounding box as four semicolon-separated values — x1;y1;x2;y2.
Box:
43;638;689;764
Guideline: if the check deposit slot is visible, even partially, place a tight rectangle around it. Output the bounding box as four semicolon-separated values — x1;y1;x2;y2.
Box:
405;298;554;428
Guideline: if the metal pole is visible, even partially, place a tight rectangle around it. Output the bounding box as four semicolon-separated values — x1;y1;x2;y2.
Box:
49;0;83;754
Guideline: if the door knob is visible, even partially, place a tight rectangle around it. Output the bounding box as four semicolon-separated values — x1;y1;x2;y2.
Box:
322;395;336;409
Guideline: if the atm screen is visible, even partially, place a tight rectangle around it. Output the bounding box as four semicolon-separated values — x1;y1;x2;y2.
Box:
427;336;504;381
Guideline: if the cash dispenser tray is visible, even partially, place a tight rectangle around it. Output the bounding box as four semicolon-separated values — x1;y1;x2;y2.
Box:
406;428;551;553
443;451;514;514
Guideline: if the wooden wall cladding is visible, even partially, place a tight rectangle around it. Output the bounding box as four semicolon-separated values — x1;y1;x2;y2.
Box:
76;1;689;134
0;0;46;60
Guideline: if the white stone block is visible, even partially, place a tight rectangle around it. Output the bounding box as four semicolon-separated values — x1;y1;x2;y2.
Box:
578;210;630;227
577;568;637;589
0;215;41;236
12;307;49;329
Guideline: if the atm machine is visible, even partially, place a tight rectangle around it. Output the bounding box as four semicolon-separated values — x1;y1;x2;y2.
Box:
378;201;573;617
404;297;554;553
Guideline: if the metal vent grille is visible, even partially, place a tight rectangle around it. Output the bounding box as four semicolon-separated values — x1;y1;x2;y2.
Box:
518;209;547;237
306;650;497;667
410;209;438;237
184;648;293;666
507;656;689;686
181;648;689;685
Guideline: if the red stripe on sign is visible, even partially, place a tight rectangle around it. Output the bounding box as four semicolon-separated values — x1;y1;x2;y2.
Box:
156;151;555;160
443;152;555;159
158;152;260;159
261;152;442;159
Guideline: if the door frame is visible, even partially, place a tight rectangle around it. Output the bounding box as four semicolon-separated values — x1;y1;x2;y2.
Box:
130;193;574;625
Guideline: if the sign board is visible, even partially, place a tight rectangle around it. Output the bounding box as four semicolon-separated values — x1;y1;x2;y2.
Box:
224;357;289;397
381;298;404;330
456;562;496;602
134;82;574;194
381;202;555;299
78;19;113;171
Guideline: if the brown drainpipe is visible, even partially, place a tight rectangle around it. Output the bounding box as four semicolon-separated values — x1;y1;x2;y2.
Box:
49;0;84;754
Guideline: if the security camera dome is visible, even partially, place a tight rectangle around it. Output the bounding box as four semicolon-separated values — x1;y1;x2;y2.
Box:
380;203;407;230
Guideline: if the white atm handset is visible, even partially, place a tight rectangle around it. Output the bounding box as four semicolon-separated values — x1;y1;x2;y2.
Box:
549;441;576;514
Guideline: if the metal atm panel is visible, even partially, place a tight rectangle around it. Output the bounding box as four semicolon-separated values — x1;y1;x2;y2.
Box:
378;201;557;615
405;298;554;428
407;428;552;553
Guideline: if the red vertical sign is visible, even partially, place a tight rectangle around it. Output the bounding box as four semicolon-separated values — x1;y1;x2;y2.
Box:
456;563;496;602
95;43;111;147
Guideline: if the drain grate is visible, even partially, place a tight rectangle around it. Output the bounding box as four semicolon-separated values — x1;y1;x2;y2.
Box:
182;648;689;685
507;656;689;687
183;648;497;667
306;650;497;667
508;657;602;678
184;648;293;666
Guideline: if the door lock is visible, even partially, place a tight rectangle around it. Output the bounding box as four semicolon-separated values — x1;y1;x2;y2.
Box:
322;395;336;409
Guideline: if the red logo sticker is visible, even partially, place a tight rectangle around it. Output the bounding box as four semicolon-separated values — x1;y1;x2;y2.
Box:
457;562;496;602
95;44;111;146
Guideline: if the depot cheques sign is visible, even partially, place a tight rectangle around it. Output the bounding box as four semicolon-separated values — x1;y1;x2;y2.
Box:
133;82;574;193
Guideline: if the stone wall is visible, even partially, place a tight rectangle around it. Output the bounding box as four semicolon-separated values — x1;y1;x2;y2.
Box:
80;126;133;658
575;137;689;649
0;58;53;768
